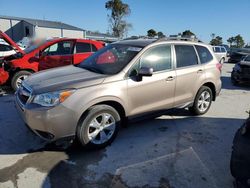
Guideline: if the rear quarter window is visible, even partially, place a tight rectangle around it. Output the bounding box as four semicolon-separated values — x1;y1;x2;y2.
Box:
195;45;213;64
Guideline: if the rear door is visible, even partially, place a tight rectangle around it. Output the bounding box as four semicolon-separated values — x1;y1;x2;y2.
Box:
174;44;206;106
73;41;95;64
39;40;74;71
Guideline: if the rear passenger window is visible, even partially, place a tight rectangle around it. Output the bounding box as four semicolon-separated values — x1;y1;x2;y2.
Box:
91;44;98;52
140;45;172;72
175;45;198;68
221;47;226;52
76;42;91;53
195;45;213;64
214;47;221;52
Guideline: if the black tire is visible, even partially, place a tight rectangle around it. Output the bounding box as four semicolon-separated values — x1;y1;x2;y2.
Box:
11;70;32;91
220;57;225;64
77;105;121;149
189;86;213;115
231;71;239;86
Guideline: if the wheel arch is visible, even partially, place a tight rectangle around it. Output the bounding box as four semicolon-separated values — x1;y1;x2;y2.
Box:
202;82;216;101
77;98;127;128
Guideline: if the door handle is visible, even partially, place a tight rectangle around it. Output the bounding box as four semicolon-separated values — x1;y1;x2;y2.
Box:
197;69;203;73
166;76;175;81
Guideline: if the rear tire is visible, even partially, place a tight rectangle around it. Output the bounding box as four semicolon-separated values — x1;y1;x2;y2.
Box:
231;71;239;86
220;57;225;64
77;105;120;149
11;70;32;91
189;86;212;115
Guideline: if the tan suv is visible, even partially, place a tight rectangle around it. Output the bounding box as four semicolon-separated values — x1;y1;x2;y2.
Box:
15;38;222;148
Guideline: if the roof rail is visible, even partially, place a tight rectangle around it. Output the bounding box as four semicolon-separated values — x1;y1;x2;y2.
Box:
156;37;203;43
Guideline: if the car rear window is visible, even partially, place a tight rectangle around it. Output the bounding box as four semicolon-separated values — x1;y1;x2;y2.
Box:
76;42;91;53
175;45;198;68
195;45;213;64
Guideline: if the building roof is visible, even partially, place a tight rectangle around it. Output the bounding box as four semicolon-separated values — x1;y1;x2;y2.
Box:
86;31;118;42
0;15;84;31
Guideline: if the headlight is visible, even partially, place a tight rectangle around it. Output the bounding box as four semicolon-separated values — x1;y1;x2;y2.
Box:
32;89;76;107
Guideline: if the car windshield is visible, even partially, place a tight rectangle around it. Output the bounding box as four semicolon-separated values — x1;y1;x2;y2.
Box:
24;40;47;54
77;43;142;75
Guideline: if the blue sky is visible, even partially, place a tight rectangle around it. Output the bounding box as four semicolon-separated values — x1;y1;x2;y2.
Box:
0;0;249;43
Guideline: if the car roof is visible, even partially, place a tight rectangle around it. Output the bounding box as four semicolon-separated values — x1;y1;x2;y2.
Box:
114;38;209;48
114;39;156;47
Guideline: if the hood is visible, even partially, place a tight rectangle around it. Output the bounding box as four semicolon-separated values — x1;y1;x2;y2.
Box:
24;65;107;94
239;61;250;67
0;31;25;55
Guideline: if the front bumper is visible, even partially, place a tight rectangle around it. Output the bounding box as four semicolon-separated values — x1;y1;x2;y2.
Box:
232;70;250;83
0;68;9;85
15;94;79;141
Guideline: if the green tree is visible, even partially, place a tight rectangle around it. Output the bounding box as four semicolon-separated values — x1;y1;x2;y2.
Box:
234;35;245;48
210;36;223;46
157;31;165;38
147;29;157;37
227;37;235;47
227;35;245;48
105;0;131;38
182;30;195;37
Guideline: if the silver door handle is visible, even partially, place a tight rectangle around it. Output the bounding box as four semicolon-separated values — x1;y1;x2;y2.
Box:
197;69;203;73
166;76;175;81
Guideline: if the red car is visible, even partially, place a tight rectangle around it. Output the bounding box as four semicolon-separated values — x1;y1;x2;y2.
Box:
0;31;104;90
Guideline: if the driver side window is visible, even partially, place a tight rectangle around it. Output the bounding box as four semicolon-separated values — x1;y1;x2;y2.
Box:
43;41;73;56
140;45;172;72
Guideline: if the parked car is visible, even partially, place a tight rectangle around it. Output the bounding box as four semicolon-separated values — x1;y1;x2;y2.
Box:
230;111;250;188
15;38;222;149
231;55;250;85
0;31;104;90
212;46;227;64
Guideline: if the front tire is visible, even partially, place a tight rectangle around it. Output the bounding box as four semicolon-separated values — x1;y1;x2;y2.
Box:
77;105;120;149
11;71;32;91
189;86;212;115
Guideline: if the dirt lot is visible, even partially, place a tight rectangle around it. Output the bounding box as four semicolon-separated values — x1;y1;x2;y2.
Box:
0;63;249;188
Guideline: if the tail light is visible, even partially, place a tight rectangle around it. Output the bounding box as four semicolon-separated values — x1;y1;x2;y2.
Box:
216;63;222;72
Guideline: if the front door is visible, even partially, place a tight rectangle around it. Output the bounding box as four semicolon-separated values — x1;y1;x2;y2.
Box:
39;40;74;71
127;44;176;116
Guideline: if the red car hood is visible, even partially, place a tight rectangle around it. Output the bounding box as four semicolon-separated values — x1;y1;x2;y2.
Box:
0;30;25;55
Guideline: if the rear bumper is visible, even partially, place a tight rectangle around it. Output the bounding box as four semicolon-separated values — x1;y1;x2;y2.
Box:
15;94;79;141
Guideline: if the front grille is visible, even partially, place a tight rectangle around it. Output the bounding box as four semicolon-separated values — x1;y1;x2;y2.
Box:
17;84;32;105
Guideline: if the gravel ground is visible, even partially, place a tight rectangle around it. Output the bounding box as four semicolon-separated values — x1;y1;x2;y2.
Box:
0;63;249;188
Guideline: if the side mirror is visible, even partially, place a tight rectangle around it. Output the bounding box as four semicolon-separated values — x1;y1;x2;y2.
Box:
138;67;153;77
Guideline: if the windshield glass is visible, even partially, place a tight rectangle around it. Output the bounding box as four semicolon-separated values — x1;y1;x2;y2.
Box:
77;44;142;75
24;40;47;54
